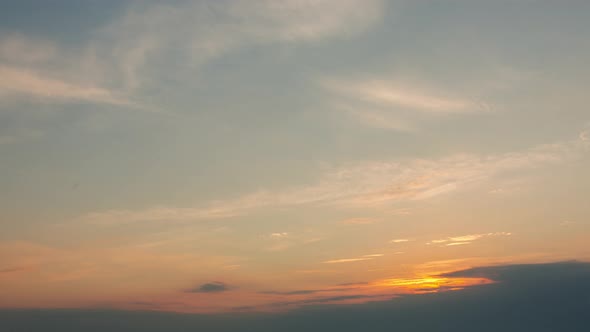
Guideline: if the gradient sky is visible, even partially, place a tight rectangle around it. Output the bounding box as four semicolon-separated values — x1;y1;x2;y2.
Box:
1;0;590;314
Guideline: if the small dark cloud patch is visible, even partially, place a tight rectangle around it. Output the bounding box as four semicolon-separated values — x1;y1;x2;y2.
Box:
187;281;229;293
0;267;25;274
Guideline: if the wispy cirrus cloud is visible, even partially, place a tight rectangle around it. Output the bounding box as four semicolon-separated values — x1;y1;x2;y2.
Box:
0;65;133;106
320;75;493;131
323;79;478;113
95;0;385;92
76;133;588;225
0;34;141;109
1;0;384;108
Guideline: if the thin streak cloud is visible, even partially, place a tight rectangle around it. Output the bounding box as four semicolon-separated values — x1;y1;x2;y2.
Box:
323;257;374;264
390;239;410;243
323;79;477;113
428;232;512;246
0;65;132;106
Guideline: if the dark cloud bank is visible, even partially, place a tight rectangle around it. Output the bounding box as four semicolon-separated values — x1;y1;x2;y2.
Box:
2;261;590;332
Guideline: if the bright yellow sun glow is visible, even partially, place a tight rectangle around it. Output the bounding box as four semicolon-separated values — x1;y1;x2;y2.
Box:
376;276;493;293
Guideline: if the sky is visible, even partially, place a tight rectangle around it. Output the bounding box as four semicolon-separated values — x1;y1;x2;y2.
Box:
1;0;590;322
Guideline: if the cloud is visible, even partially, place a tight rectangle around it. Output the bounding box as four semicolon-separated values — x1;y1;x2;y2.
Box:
323;257;374;264
317;66;520;132
445;242;471;246
0;65;134;106
77;134;588;224
96;0;384;92
323;79;478;113
427;232;512;246
270;232;289;239
0;35;141;109
187;282;230;293
390;239;410;243
323;253;384;264
320;76;490;132
1;1;384;108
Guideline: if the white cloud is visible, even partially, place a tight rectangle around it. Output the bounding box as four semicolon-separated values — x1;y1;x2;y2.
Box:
390;239;410;243
270;232;289;239
449;234;487;242
445;242;471;246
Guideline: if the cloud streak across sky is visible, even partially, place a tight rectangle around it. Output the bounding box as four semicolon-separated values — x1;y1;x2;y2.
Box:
78;135;588;225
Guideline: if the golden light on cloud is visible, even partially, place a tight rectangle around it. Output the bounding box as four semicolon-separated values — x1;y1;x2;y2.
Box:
390;239;410;243
323;257;374;264
427;232;512;246
375;275;493;293
446;242;471;246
